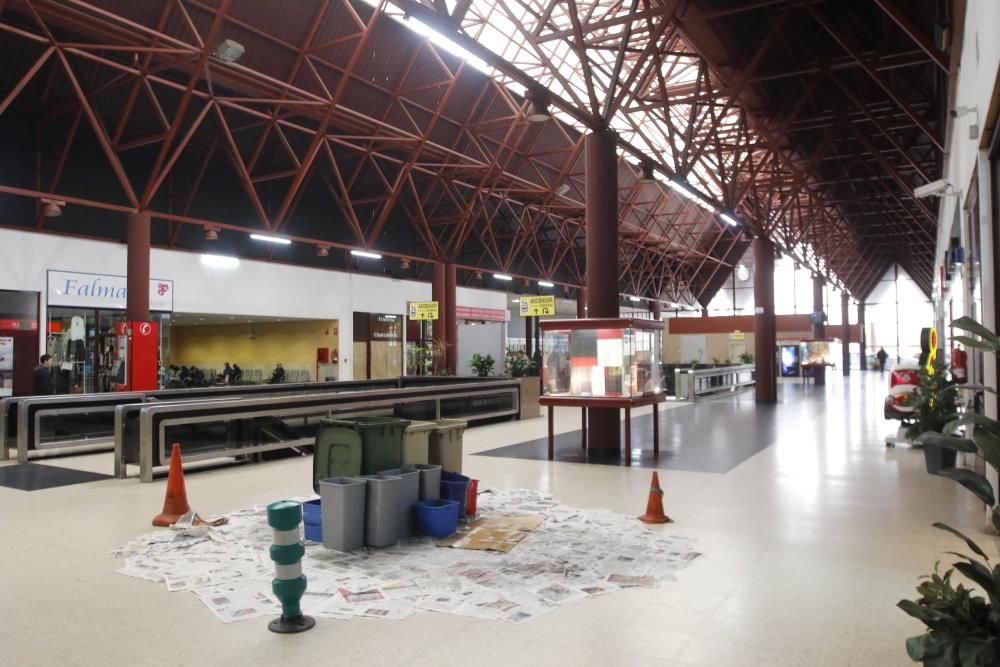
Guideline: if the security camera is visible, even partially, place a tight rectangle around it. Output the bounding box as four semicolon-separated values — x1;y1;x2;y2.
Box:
950;106;977;119
913;179;952;198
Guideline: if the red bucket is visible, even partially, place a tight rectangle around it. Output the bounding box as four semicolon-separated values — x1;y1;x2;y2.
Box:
465;478;479;516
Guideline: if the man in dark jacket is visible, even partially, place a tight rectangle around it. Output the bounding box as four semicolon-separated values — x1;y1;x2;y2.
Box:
33;354;54;395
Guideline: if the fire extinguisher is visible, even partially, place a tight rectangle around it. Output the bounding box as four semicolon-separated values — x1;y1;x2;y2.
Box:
951;346;968;383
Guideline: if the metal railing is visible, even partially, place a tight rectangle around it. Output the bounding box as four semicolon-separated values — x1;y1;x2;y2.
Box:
673;364;755;400
115;380;520;481
1;375;509;463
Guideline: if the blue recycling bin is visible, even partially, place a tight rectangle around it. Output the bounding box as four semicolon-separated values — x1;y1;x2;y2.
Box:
439;471;471;518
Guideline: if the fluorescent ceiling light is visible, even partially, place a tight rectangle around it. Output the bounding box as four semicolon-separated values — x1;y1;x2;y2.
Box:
350;249;382;260
720;212;740;227
493;273;513;281
537;280;554;288
666;178;715;212
512;299;520;303
250;233;291;245
403;16;490;74
629;296;641;302
200;254;240;269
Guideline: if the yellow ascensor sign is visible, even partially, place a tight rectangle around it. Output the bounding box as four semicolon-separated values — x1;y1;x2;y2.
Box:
519;295;556;317
408;301;439;320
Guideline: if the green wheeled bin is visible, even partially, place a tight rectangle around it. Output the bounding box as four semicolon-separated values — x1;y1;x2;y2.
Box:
428;419;468;473
312;423;363;493
327;416;410;475
401;420;435;465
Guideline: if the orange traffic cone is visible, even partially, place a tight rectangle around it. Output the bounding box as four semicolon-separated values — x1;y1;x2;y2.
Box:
638;471;672;524
153;443;191;527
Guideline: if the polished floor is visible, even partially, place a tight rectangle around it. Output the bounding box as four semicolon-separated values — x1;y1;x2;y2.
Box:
1;372;997;666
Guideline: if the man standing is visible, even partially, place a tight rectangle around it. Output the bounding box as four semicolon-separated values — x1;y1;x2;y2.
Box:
876;347;888;374
33;354;54;395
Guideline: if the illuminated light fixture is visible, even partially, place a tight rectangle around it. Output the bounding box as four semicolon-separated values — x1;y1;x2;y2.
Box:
200;254;239;269
316;245;329;257
212;39;245;64
350;249;382;260
538;280;554;288
629;296;641;302
203;225;219;241
735;264;751;282
524;88;550;123
512;299;520;303
250;233;291;245
639;163;656;183
666;178;715;212
554;183;571;196
402;15;490;73
493;273;513;281
719;212;740;227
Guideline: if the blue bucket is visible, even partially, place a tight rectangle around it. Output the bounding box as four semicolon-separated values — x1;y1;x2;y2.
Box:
302;498;322;542
414;498;460;538
439;471;470;518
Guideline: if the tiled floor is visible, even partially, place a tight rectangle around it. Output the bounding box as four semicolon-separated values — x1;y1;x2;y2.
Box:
1;372;997;666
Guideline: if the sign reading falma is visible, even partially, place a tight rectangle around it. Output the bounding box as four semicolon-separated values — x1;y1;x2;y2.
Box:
46;270;175;312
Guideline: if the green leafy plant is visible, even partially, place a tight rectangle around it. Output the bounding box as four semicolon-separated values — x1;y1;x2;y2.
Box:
738;351;754;364
504;348;535;378
469;353;495;377
905;358;959;440
411;338;453;376
898;316;1000;665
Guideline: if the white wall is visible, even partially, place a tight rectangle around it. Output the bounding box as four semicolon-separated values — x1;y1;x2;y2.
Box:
932;0;1000;529
0;227;507;379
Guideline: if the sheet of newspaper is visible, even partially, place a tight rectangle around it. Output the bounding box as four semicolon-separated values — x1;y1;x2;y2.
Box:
112;489;702;624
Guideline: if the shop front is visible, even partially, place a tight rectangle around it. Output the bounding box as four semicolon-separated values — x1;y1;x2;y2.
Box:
0;290;40;397
45;270;173;393
353;312;403;380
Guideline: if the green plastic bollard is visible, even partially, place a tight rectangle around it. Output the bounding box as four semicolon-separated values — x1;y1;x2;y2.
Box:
266;500;316;634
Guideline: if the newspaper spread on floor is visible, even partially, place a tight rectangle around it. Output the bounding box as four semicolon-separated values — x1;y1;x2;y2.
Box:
111;489;702;624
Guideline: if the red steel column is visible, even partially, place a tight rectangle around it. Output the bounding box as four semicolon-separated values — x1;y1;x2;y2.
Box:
841;292;851;375
753;237;777;403
650;301;662;319
585;128;621;457
445;262;457;375
126;211;151;321
858;303;868;370
812;275;826;338
576;289;587;318
524;315;534;360
431;262;447;374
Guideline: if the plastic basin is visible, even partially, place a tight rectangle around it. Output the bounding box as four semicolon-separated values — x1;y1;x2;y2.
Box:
414;498;460;538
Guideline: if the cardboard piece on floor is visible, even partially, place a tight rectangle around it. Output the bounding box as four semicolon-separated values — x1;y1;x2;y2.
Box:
437;513;546;552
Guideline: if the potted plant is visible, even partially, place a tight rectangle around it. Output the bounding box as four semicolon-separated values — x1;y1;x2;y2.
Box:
738;351;754;364
906;358;960;474
504;349;535;378
899;316;1000;664
469;353;495;377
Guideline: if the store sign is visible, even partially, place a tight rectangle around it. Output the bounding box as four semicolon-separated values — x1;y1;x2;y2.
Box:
46;270;174;312
456;306;508;322
0;337;12;371
729;332;745;341
408;301;439;320
519;295;555;317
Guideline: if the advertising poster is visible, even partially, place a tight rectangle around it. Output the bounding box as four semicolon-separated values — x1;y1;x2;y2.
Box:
0;337;13;371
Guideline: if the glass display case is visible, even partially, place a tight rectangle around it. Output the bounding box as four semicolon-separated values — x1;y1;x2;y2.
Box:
539;319;662;399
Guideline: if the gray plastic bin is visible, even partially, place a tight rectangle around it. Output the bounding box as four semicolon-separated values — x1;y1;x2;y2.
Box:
428;419;468;473
318;476;367;552
408;463;441;501
360;474;401;547
378;466;420;539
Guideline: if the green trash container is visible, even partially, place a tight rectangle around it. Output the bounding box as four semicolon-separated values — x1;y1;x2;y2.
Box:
401;421;435;465
312;424;363;493
428;419;468;473
327;416;410;475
